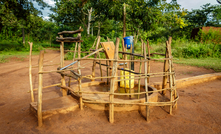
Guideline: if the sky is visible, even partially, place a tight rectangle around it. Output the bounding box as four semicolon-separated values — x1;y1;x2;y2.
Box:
36;0;220;20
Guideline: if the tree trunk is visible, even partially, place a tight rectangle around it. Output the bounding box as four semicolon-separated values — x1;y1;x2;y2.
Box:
91;26;93;36
87;7;92;36
123;3;126;37
97;22;101;36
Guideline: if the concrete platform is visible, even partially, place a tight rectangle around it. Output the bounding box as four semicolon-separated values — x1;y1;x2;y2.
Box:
30;95;79;119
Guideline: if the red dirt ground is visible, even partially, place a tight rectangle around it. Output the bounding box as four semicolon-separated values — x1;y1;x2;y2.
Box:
0;49;220;134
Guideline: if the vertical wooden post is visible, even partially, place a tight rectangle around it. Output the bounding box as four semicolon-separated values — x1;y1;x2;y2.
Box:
144;43;150;122
109;38;120;123
168;37;178;109
167;40;173;115
122;39;127;92
162;40;169;95
78;27;83;110
147;40;150;83
106;61;109;85
92;36;101;81
129;45;132;97
138;41;143;99
98;53;103;81
73;42;78;61
60;34;67;96
38;50;44;127
28;42;34;102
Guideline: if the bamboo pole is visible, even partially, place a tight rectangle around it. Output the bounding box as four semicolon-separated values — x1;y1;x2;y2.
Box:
147;40;150;83
109;37;120;123
37;50;44;127
144;42;150;122
138;41;143;99
92;36;101;81
28;42;34;102
60;34;67;96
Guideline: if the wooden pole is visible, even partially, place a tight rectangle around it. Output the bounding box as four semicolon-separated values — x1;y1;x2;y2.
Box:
60;34;67;96
73;42;78;61
168;37;178;109
38;50;44;127
147;40;150;83
106;60;109;85
78;27;83;110
162;39;169;95
123;3;126;38
122;39;127;92
129;45;132;98
144;42;150;122
138;41;143;99
28;42;34;102
109;37;120;123
167;40;173;115
92;36;101;81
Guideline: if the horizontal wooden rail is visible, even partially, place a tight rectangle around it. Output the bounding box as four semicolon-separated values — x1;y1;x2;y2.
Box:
58;28;83;35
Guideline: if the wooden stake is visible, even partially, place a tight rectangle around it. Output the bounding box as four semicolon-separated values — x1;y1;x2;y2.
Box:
73;42;78;61
92;36;101;81
98;53;103;81
60;34;67;96
138;41;143;99
147;40;150;83
129;44;132;98
162;39;169;95
122;39;127;92
109;38;120;123
78;27;83;110
106;60;109;85
144;42;150;122
38;50;44;127
167;40;173;115
28;42;34;102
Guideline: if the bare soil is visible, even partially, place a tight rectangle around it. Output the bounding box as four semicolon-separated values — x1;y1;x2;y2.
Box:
0;49;220;134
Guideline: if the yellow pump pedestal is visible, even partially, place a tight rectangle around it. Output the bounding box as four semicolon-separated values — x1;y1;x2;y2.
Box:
120;69;134;88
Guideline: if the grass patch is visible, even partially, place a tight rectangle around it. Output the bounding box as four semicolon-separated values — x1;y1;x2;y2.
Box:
0;51;39;63
173;58;221;72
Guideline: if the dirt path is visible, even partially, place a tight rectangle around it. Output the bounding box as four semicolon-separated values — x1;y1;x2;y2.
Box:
0;49;220;133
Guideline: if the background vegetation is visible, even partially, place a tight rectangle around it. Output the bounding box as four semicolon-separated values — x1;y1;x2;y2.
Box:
0;0;220;71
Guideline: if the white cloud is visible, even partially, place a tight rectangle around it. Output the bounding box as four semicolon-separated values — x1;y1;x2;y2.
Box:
44;0;55;6
168;0;219;11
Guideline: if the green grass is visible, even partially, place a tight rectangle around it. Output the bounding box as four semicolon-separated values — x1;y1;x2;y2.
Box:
173;58;221;72
0;51;39;63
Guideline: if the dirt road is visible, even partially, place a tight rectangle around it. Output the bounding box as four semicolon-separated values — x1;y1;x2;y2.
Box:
0;49;220;134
